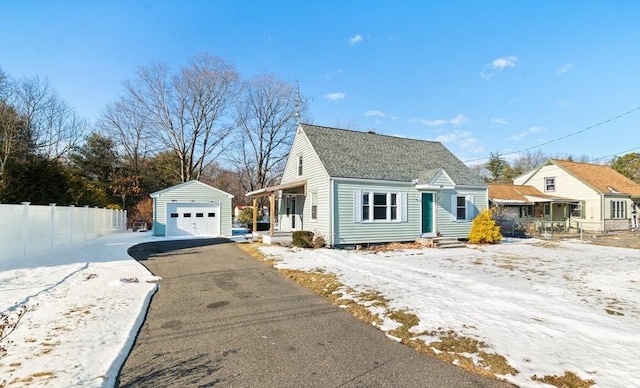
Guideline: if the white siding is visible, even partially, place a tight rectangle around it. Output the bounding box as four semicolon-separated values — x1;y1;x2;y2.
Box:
279;129;331;241
152;181;233;237
521;164;601;223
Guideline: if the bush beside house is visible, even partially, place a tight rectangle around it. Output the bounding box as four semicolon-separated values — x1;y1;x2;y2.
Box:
468;209;503;244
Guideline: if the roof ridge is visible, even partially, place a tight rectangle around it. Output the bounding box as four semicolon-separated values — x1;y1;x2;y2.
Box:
551;158;609;168
300;123;440;144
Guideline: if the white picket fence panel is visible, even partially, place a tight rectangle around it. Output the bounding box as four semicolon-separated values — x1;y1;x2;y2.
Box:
0;202;127;262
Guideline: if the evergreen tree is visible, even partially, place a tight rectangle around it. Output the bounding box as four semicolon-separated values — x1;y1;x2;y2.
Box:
610;153;640;184
484;152;510;183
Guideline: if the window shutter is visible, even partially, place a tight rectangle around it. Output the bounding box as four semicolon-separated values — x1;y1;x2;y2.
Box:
451;194;457;221
354;190;362;222
624;201;627;218
400;192;408;222
466;195;474;220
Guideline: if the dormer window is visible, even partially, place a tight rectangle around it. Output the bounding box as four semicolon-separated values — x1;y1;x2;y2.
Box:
544;177;555;192
298;155;303;176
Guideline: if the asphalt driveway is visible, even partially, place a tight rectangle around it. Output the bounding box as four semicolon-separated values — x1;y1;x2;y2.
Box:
117;239;512;387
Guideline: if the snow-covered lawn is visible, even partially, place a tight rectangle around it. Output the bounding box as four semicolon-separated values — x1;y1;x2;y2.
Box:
0;232;162;387
258;238;640;388
1;233;637;387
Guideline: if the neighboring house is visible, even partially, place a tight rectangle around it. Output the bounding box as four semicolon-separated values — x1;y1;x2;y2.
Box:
513;159;640;231
246;124;487;247
488;184;577;220
487;183;578;236
150;180;234;237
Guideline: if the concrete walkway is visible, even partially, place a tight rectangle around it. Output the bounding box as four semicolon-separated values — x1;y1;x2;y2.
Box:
117;239;513;387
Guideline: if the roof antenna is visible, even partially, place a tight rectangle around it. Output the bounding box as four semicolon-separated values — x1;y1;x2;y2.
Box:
294;80;311;125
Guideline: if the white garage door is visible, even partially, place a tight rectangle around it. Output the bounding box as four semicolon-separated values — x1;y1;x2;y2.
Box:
166;202;220;237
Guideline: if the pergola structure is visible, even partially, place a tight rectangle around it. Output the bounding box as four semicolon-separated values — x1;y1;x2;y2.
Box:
245;180;306;236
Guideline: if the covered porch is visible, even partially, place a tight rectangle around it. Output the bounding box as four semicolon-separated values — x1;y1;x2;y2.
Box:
245;179;306;245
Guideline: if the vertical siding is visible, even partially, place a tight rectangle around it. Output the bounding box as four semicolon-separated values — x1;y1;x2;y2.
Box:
334;180;420;245
152;181;233;236
280;129;331;240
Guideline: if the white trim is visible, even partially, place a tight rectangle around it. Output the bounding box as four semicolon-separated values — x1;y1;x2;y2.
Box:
428;169;455;187
415;184;455;190
151;180;234;199
400;192;408;222
332;176;415;185
355;190;407;223
353;190;362;222
166;202;221;237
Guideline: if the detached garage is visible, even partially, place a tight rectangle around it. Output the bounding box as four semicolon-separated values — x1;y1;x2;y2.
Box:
150;180;234;237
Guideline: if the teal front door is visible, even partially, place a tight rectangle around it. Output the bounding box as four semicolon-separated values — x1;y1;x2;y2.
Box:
421;193;433;234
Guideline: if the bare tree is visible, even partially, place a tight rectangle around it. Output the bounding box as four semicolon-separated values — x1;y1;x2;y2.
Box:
231;74;302;193
0;72;31;187
97;96;152;198
512;150;548;173
11;76;85;160
123;53;239;182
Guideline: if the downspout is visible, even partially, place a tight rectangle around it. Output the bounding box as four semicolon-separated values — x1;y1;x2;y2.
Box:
601;194;605;232
329;178;335;246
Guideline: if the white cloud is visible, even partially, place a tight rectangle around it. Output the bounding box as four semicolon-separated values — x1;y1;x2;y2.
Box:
414;118;447;127
411;114;469;127
325;69;344;80
365;110;385;117
325;92;346;101
449;114;469;125
365;110;398;120
435;130;483;153
349;34;363;46
481;56;517;79
508;126;547;141
557;64;574;74
491;118;507;127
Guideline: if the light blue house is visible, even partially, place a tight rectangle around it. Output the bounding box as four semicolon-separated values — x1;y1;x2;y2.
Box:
247;124;487;247
151;180;234;237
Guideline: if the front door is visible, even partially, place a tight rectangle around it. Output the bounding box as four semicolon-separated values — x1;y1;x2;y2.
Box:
291;196;296;229
421;193;433;234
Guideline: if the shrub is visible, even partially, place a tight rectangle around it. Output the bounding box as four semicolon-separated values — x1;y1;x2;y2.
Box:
468;209;503;244
312;234;326;248
237;207;262;229
292;231;314;248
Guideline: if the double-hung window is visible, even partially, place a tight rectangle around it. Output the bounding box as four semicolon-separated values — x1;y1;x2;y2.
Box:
544;177;555;192
355;191;406;222
570;201;584;218
451;195;477;221
611;200;626;219
456;196;466;220
297;155;303;176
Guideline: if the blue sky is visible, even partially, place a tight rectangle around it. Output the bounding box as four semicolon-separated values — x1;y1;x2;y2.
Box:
1;0;639;165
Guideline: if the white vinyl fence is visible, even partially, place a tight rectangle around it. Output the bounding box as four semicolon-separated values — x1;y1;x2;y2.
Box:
0;202;127;262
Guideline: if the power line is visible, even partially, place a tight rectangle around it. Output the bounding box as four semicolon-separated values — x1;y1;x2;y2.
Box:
464;106;640;163
590;146;640;163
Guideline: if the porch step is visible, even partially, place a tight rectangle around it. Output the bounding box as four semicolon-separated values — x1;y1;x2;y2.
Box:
417;237;467;249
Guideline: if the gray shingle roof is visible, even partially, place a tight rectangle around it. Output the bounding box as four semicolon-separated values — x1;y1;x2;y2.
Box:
300;123;486;186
